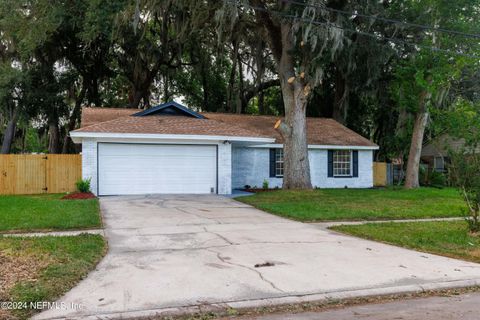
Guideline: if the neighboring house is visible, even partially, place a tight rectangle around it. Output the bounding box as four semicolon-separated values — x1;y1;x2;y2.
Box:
421;134;478;173
71;101;379;196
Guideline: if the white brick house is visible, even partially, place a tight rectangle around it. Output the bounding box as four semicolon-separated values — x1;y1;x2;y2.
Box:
71;101;378;196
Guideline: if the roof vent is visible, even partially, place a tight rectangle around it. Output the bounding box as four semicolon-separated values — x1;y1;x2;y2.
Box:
132;101;205;119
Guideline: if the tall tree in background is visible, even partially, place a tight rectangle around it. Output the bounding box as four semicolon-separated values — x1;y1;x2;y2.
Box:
1;0;479;161
119;0;215;108
0;64;23;154
390;0;478;188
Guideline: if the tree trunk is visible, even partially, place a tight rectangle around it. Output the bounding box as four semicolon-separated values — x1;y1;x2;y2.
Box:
163;74;171;103
332;69;347;124
236;53;245;114
62;86;86;154
404;89;431;189
200;59;209;111
143;91;150;108
258;90;265;114
0;108;18;154
89;77;101;107
252;5;311;189
275;25;312;189
129;88;146;109
227;39;239;113
48;117;60;154
405;24;439;189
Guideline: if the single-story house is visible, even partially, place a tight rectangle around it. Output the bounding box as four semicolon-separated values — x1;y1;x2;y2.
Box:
71;101;379;196
421;133;479;173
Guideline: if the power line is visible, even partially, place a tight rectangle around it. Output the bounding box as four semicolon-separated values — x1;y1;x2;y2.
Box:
281;0;480;39
224;0;480;59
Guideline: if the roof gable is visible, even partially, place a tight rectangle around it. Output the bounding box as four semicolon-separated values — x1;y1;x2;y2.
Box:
133;101;205;118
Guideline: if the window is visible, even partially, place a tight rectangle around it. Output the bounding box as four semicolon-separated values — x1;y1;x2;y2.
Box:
434;156;445;172
333;150;352;177
275;149;284;177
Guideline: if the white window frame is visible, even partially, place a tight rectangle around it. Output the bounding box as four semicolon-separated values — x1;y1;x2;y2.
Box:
333;150;353;177
275;149;284;177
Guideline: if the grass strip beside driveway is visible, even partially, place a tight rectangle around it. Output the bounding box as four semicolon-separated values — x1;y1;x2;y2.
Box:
0;194;101;232
331;221;480;263
0;234;106;320
238;187;465;221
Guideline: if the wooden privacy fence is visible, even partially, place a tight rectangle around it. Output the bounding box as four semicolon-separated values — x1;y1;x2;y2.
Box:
373;162;387;187
0;154;81;195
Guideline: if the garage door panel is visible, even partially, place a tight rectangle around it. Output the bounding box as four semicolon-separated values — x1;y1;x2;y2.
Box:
98;144;217;195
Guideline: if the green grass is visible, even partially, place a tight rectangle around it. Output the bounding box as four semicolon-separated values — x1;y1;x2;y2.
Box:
0;235;106;319
238;187;466;221
0;194;101;232
331;221;480;263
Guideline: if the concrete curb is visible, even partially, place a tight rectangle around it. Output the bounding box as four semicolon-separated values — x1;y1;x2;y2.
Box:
0;229;105;237
36;278;480;320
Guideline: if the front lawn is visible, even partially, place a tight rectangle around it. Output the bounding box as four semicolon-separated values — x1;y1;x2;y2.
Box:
238;187;465;221
0;234;106;319
0;194;101;232
331;221;480;263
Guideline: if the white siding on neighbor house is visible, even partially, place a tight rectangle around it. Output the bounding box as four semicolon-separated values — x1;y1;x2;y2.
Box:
81;138;232;195
232;147;374;189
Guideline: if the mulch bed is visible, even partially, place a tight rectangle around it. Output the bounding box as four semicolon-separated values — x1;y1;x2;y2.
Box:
61;192;96;200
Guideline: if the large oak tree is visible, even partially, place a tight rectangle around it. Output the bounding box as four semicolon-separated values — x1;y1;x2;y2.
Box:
217;0;349;189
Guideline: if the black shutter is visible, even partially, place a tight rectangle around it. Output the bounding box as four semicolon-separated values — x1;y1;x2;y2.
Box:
328;150;333;177
353;150;359;177
269;149;276;177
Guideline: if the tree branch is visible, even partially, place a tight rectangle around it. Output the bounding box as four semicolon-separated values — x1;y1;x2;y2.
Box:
243;79;280;102
250;0;283;63
274;119;291;137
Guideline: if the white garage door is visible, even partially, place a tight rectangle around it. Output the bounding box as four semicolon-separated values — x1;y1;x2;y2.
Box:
98;143;217;195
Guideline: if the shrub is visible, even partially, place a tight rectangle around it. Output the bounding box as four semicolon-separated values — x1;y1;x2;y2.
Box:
262;179;269;190
419;167;445;187
419;166;428;186
429;171;446;187
450;151;480;233
76;178;92;193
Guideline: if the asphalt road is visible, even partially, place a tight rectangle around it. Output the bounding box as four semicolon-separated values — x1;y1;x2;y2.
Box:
245;292;480;320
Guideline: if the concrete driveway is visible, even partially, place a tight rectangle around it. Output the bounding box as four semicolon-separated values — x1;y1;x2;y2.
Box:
36;195;480;319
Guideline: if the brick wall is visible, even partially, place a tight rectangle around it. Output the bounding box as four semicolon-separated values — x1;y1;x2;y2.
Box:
232;147;374;189
217;142;232;195
81;138;98;195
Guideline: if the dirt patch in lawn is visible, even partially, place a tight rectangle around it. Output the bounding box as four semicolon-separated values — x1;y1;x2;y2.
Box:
0;252;50;319
62;192;96;200
0;235;106;319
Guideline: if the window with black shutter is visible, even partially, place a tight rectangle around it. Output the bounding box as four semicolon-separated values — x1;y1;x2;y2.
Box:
269;148;284;177
328;150;359;178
